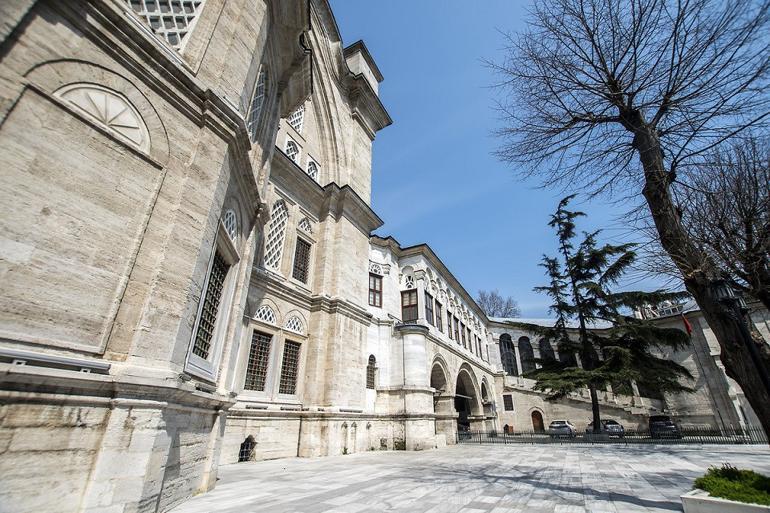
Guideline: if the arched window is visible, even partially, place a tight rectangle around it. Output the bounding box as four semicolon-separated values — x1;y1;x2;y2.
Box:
238;435;256;462
223;209;237;241
246;70;267;142
306;161;319;181
254;305;276;325
287;104;305;133
539;338;556;362
518;337;535;373
500;334;518;376
366;355;376;389
264;200;288;270
284;315;304;334
285;140;299;162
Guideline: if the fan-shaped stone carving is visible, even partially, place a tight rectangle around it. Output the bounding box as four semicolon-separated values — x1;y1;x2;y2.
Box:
55;84;149;151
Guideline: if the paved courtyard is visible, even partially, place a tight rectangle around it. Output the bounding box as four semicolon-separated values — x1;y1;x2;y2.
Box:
172;445;770;513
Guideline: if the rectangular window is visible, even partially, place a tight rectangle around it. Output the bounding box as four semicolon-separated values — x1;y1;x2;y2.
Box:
425;292;434;326
466;328;471;350
292;238;311;283
460;321;466;347
435;301;443;332
453;317;460;343
243;331;272;391
279;340;302;394
503;394;514;411
368;273;382;307
446;310;453;339
192;251;230;360
401;290;418;322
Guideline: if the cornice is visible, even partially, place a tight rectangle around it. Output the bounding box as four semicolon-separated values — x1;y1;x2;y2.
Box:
309;295;373;325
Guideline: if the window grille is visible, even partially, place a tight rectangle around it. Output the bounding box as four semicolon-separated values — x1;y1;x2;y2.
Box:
306;161;319;181
284;316;304;335
424;292;434;326
192;251;229;359
264;200;288;270
297;217;312;234
254;305;276;325
285;140;299;162
503;394;514;411
366;355;376;389
435;301;443;332
287;104;305;133
401;290;418;322
368;273;382;307
238;436;256;462
246;70;267;142
223;209;237;241
291;238;311;284
243;331;271;391
127;0;205;49
279;341;301;394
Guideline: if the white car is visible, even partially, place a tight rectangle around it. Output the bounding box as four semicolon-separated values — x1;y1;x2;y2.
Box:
548;420;577;438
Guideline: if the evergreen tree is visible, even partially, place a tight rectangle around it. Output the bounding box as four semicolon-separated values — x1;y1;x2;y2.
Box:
514;196;694;433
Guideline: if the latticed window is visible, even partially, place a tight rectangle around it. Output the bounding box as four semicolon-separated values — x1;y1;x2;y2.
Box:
404;275;415;289
243;331;271;391
503;394;514;411
297;217;312;234
368;273;382;307
285;140;299;162
223;209;237;241
306;161;319;182
278;341;301;394
425;292;434;326
254;305;276;324
264;200;288;270
284;316;304;334
246;70;267;142
401;290;418;322
287;104;305;133
366;355;376;389
127;0;205;49
192;251;229;359
291;238;311;283
435;301;443;332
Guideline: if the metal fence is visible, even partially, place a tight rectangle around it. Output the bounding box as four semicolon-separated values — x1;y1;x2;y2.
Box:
457;426;768;445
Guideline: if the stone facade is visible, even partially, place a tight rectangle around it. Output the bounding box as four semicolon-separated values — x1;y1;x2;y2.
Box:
0;1;765;513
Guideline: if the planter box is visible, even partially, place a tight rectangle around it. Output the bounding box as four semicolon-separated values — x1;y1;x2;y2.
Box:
681;489;770;513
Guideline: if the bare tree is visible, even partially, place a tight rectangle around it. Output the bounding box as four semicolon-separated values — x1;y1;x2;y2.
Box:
491;0;770;435
638;136;770;309
476;289;521;318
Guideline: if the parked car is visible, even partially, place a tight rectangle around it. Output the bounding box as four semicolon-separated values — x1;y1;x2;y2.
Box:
548;420;577;438
586;419;625;438
649;415;682;439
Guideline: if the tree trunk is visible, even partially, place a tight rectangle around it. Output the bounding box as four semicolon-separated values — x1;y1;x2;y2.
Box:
631;122;770;440
589;385;602;434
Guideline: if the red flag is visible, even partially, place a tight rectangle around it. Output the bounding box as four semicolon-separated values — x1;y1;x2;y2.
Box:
681;314;693;336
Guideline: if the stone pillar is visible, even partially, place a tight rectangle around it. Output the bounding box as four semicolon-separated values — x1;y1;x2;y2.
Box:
513;341;523;377
394;324;435;451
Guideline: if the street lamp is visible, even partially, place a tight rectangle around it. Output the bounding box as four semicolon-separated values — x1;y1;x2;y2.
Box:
711;279;770;399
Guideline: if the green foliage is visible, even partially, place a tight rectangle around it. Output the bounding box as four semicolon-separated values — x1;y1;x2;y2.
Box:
519;196;694;425
694;464;770;506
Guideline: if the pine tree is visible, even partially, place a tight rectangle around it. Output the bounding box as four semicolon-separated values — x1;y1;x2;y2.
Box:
514;195;694;434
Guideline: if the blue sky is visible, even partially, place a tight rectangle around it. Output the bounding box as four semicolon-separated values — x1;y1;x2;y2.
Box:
330;1;658;317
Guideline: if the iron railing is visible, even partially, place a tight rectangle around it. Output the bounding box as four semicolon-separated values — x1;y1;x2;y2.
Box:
457;426;768;445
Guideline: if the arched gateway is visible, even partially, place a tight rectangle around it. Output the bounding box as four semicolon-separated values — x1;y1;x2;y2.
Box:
454;367;482;432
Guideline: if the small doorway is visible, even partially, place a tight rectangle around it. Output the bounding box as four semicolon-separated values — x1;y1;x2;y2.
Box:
531;411;544;432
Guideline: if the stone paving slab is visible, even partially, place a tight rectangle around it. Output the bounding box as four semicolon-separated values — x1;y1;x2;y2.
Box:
170;445;770;513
